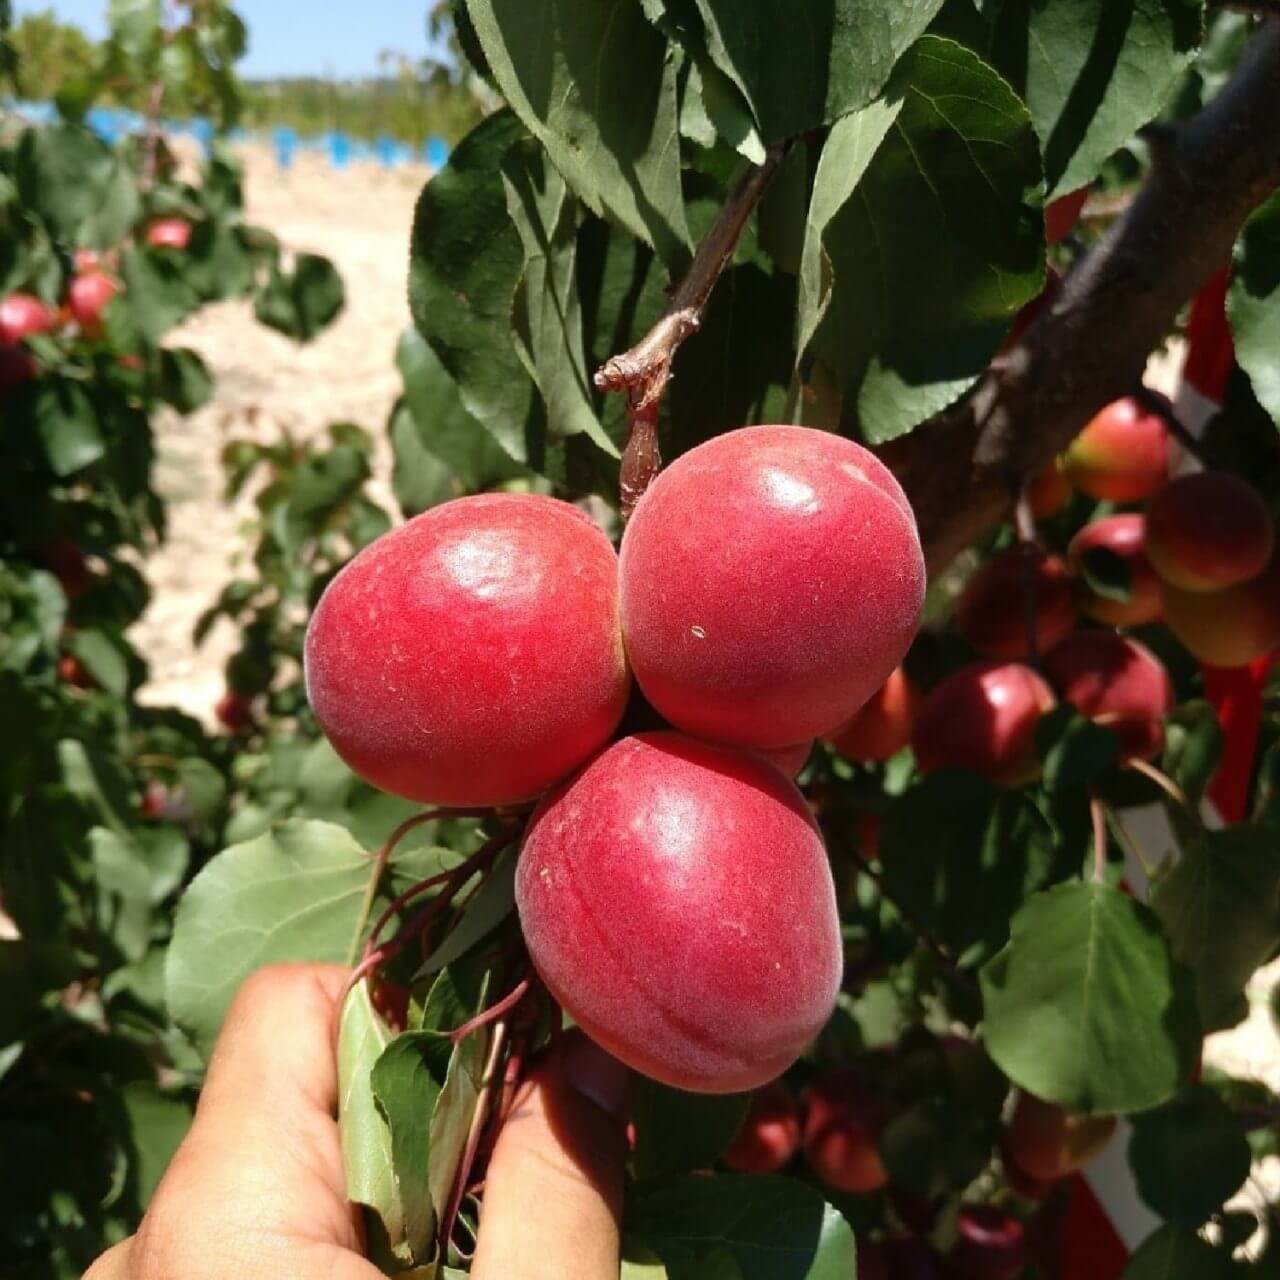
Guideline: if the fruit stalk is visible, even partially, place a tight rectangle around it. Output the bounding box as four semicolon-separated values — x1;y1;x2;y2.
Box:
595;139;794;514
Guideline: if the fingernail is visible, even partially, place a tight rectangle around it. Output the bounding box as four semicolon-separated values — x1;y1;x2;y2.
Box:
563;1032;630;1118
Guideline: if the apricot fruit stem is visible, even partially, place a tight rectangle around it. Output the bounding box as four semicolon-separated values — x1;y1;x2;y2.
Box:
1091;796;1108;884
1126;757;1200;823
1102;803;1157;882
595;139;794;514
1129;384;1206;466
450;975;532;1045
348;807;491;964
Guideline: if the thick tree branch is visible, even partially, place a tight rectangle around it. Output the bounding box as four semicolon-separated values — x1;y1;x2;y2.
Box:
886;20;1280;576
596;139;793;514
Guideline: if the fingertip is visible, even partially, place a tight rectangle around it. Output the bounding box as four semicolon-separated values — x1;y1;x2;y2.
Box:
561;1030;630;1119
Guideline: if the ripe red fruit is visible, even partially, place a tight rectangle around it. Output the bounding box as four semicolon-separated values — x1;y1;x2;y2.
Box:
619;425;925;749
140;780;169;820
951;1205;1029;1280
1004;1091;1118;1183
828;665;919;762
801;1069;893;1194
1045;186;1089;244
913;661;1056;786
1025;461;1071;520
1042;631;1173;761
723;1080;802;1173
1145;471;1274;593
40;539;93;600
145;217;192;250
955;548;1078;661
57;654;95;689
754;740;813;777
69;271;120;337
306;494;629;807
0;341;37;391
1067;514;1162;627
1161;553;1280;668
516;732;841;1093
1060;397;1171;503
215;691;255;733
0;293;55;343
1000;1137;1057;1201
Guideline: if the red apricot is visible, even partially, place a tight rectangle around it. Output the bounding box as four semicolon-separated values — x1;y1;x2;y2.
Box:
912;661;1056;786
1045;186;1089;244
1144;471;1274;592
1161;553;1280;668
753;740;813;778
1000;1137;1057;1201
1004;1091;1118;1183
801;1069;893;1194
306;494;629;807
1067;514;1162;627
0;293;55;343
68;271;120;337
41;539;94;600
619;425;925;749
1060;397;1171;502
140;781;169;820
723;1080;802;1173
145;217;192;250
1026;461;1071;520
517;733;841;1093
215;690;255;733
1042;631;1173;761
951;1205;1029;1280
828;666;919;762
0;342;37;391
57;654;95;689
955;548;1078;661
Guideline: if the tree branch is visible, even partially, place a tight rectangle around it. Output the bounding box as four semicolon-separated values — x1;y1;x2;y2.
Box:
595;139;794;514
886;19;1280;576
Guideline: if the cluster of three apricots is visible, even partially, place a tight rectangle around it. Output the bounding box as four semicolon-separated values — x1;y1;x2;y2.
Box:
305;425;927;1092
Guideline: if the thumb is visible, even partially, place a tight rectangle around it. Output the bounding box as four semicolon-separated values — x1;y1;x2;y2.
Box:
471;1030;630;1280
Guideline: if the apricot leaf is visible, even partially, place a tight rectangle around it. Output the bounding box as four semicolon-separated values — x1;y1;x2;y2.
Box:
1128;1085;1251;1226
1150;824;1280;1032
937;0;1204;197
465;0;692;270
690;0;944;144
980;882;1200;1113
1120;1226;1237;1280
630;1077;749;1179
798;37;1044;443
1229;188;1280;428
625;1173;856;1280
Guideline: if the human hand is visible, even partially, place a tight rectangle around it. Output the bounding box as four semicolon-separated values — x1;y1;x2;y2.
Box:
86;964;630;1280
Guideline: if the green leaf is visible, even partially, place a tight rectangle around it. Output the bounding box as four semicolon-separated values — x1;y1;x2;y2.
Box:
275;445;369;553
630;1078;749;1179
65;627;129;698
692;0;944;144
1161;700;1223;805
409;110;538;465
797;36;1044;442
943;0;1204;197
1120;1225;1237;1280
175;757;227;828
466;0;692;270
0;939;78;1045
1229;188;1280;429
254;254;345;342
120;1080;191;1206
59;739;133;834
1150;823;1280;1032
118;245;203;344
166;819;378;1057
34;379;104;476
502;141;619;459
625;1173;856;1280
414;847;517;979
108;0;162;58
1036;706;1121;793
881;772;1069;957
157;347;213;414
980;881;1200;1114
338;982;405;1259
1128;1085;1251;1227
392;328;524;515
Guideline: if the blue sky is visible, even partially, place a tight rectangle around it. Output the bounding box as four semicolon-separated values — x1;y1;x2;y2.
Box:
15;1;442;78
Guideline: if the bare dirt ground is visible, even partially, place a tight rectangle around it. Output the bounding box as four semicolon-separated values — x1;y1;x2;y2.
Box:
132;143;421;720
131;143;1277;1213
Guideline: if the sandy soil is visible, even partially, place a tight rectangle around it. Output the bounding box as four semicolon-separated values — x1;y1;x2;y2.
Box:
132;145;421;718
